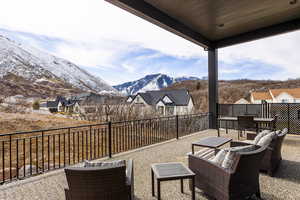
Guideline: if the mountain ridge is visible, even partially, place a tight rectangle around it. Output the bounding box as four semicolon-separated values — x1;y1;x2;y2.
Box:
113;73;201;95
0;34;117;97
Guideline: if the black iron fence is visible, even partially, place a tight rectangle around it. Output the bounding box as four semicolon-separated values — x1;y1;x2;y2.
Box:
0;113;208;183
218;103;300;134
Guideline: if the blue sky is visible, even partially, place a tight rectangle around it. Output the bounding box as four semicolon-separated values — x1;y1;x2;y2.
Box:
0;0;300;85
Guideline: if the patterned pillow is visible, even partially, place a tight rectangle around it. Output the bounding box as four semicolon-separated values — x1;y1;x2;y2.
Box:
281;128;288;135
209;149;226;166
221;151;237;170
221;145;256;170
254;130;271;144
84;160;126;168
257;132;276;146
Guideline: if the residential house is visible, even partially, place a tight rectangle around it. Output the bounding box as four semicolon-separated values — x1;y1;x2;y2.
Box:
127;89;194;116
42;96;69;113
69;92;107;113
251;88;300;104
42;93;115;114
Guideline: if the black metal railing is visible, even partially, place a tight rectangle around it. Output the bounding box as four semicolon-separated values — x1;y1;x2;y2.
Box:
218;103;300;135
0;113;209;183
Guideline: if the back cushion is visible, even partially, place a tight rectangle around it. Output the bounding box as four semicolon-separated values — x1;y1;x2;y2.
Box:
257;132;276;146
254;130;271;144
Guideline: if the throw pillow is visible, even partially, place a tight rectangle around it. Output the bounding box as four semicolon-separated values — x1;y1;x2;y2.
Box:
84;160;125;168
257;132;276;146
281;128;288;135
209;149;226;166
221;151;237;170
84;160;102;167
254;130;271;144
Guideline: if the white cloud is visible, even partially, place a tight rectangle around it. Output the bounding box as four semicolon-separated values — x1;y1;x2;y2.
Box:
1;0;300;81
219;31;300;79
0;0;204;59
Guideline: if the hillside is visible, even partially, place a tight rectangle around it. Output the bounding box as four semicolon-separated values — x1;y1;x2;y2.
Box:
0;112;90;134
164;79;300;112
0;34;117;97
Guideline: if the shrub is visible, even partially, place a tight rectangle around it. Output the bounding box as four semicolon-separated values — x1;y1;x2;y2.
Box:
32;101;40;110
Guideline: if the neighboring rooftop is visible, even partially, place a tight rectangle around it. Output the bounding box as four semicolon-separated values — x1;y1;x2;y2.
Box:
133;89;192;106
270;88;300;98
251;88;300;101
251;91;273;101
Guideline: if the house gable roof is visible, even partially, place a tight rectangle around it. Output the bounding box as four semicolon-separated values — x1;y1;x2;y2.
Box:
133;89;191;106
251;91;272;101
270;88;300;99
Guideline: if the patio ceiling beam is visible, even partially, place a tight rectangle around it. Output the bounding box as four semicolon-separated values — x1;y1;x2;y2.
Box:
215;18;300;48
105;0;213;49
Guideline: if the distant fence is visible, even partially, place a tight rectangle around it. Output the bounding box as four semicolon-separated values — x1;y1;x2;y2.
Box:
0;113;209;183
218;103;300;134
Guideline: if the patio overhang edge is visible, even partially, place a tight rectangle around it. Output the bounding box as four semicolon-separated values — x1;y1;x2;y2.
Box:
216;18;300;48
105;0;212;49
105;0;300;49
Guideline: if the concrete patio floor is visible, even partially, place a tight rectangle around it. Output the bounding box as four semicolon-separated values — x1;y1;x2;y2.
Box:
0;129;300;200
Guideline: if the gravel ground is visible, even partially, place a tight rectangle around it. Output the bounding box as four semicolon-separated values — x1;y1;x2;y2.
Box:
0;129;299;200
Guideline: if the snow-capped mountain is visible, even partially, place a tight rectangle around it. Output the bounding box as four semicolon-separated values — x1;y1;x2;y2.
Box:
0;34;117;95
113;73;200;95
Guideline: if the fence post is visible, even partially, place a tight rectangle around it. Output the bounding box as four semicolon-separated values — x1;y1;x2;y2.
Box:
108;121;112;158
42;131;44;172
176;115;179;139
9;135;12;181
287;104;290;134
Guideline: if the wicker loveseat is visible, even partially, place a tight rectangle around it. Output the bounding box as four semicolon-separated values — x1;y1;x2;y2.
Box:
64;159;134;200
188;145;267;200
231;129;287;176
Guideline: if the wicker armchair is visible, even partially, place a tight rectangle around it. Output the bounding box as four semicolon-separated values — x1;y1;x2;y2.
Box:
231;131;286;176
64;159;134;200
188;145;267;200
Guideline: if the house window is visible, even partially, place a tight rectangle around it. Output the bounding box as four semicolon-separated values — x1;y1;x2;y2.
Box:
158;106;164;115
166;106;174;115
136;96;141;103
298;110;300;120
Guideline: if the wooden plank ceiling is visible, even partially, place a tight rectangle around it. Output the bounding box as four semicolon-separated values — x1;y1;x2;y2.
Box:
106;0;300;48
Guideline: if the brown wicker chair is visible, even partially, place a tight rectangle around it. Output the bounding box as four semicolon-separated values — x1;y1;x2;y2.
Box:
231;130;287;176
188;145;267;200
64;159;134;200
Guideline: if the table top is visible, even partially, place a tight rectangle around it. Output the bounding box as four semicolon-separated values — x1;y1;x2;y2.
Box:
218;116;274;122
151;162;195;180
192;136;232;148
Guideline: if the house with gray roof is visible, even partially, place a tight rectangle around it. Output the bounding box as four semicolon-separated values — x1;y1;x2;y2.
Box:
127;89;194;116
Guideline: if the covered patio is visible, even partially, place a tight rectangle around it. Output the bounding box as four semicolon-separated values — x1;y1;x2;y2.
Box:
0;130;300;200
1;1;300;200
105;0;300;130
